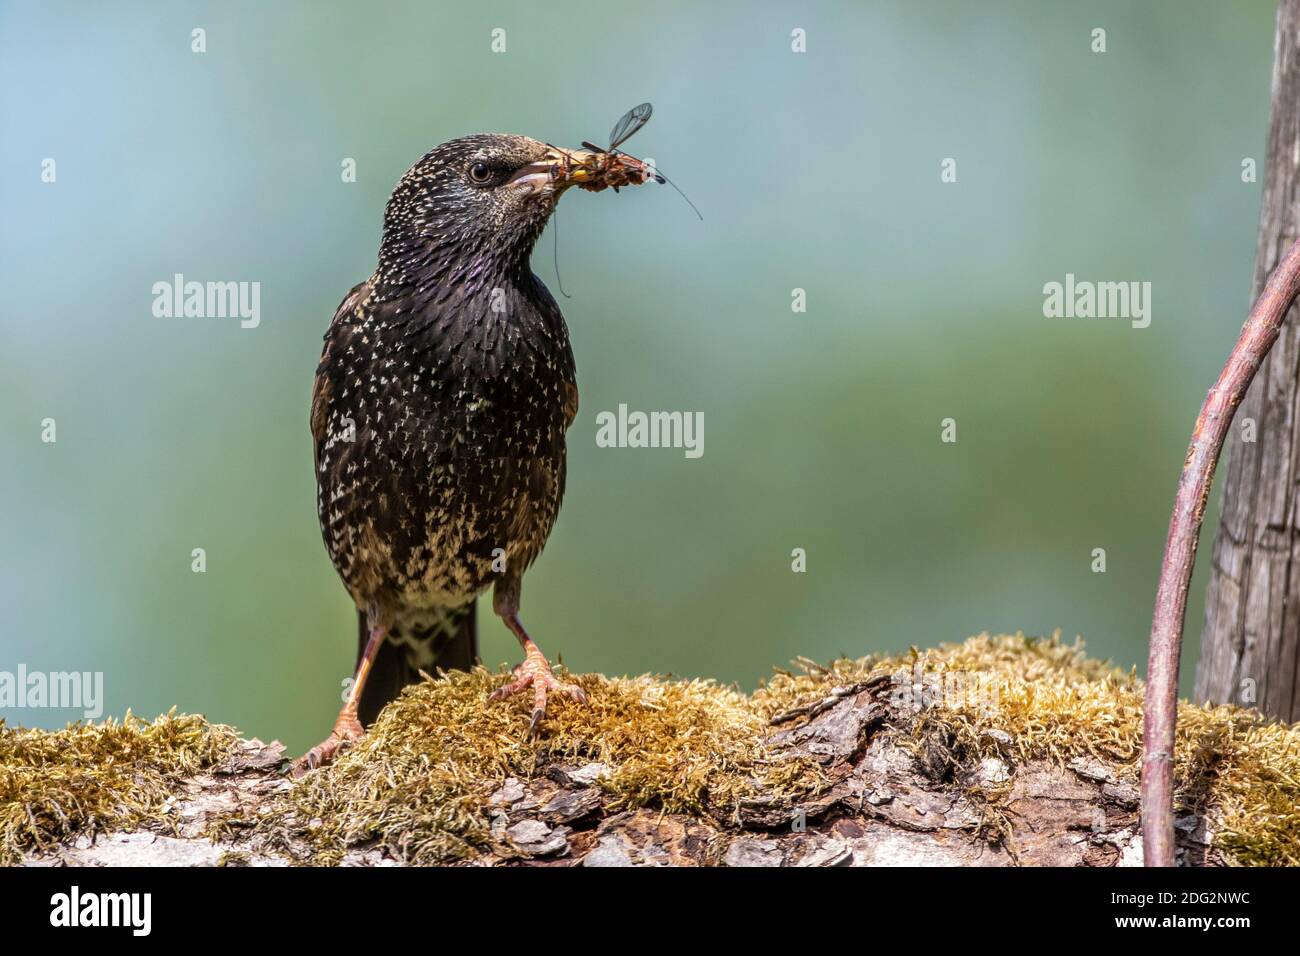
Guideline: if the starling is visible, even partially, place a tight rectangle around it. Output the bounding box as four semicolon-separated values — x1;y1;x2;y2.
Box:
294;131;654;773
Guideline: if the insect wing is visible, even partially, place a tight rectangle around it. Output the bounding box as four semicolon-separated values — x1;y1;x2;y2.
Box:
607;102;653;151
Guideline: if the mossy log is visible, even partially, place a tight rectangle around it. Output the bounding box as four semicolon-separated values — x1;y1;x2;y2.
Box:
4;636;1297;867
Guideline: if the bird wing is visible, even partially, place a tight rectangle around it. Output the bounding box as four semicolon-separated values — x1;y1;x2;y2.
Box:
310;278;371;459
522;272;579;432
563;380;579;431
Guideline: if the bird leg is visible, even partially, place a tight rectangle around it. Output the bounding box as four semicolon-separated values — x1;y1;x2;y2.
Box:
291;620;388;777
487;578;587;733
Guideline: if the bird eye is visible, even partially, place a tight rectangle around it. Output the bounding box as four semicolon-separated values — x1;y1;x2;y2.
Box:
468;161;492;184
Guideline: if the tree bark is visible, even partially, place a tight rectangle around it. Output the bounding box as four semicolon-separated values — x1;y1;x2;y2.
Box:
17;679;1222;868
1198;0;1300;722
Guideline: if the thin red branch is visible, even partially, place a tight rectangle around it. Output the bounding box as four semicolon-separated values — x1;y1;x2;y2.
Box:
1142;239;1300;866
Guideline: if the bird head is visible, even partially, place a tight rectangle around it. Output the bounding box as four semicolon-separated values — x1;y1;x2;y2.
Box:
377;134;629;287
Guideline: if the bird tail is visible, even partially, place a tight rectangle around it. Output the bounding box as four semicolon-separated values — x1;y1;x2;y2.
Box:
355;600;478;726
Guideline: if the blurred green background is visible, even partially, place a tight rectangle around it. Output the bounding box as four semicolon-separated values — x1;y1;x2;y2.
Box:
0;1;1278;751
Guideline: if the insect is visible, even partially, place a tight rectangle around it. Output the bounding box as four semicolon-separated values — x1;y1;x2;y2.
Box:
559;102;702;218
578;102;665;192
545;104;699;296
547;102;664;193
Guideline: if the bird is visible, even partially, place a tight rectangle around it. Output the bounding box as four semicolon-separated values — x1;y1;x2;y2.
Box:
293;128;656;774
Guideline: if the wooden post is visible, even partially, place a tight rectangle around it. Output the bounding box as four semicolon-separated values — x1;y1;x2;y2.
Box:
1198;0;1300;726
1143;238;1300;866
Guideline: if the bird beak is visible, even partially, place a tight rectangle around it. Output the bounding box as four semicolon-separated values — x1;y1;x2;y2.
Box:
507;147;604;196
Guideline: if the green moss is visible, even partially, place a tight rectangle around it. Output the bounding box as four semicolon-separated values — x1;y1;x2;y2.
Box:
771;633;1300;866
4;635;1299;866
0;710;239;865
267;666;825;864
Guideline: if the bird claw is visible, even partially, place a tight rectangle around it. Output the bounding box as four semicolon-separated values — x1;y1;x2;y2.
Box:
488;650;586;734
290;712;365;778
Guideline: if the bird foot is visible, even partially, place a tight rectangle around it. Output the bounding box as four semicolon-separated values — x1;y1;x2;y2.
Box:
290;710;365;778
487;644;587;734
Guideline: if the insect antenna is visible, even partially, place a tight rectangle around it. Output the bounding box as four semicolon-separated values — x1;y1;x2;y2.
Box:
551;205;571;299
605;146;700;219
655;168;703;221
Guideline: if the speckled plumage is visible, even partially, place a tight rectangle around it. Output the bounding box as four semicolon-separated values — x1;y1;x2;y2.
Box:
311;135;580;721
